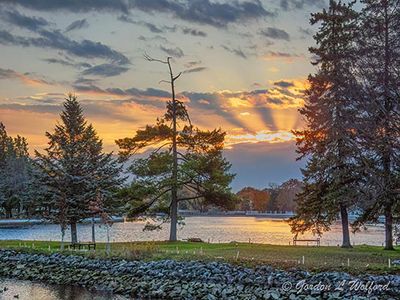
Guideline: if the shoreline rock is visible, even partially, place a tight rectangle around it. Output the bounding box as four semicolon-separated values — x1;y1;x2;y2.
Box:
0;250;398;299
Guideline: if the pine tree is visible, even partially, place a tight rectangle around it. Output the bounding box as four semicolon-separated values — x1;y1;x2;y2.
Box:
116;56;237;241
354;0;400;250
289;1;359;247
35;94;124;244
0;123;32;218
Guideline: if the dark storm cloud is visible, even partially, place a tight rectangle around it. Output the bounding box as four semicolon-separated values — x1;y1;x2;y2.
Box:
65;19;89;32
0;9;49;31
259;27;290;41
159;46;184;58
81;64;129;77
0;29;130;65
130;0;274;27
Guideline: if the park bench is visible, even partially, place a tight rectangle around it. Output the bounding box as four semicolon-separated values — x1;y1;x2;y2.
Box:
293;238;320;246
68;242;96;250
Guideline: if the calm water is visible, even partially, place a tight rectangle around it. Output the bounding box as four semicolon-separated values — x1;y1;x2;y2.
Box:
0;216;387;246
0;278;127;300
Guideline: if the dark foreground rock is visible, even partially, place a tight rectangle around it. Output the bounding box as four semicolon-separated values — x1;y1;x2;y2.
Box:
0;250;398;300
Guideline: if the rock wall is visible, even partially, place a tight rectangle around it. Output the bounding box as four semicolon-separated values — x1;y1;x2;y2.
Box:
0;250;398;299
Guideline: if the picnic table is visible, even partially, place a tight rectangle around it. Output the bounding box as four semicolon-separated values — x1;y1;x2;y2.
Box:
293;238;320;246
68;242;96;250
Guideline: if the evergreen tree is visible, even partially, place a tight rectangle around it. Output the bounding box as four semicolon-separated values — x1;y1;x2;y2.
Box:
289;1;359;247
354;0;400;250
116;56;236;241
0;123;32;218
35;94;124;244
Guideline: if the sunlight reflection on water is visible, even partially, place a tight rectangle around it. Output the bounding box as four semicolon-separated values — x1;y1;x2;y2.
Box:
0;216;386;246
0;278;126;300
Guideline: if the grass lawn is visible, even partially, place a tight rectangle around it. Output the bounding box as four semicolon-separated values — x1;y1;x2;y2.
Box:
1;240;400;275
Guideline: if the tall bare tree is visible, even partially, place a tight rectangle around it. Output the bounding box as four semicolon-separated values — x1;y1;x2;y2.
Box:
117;55;236;241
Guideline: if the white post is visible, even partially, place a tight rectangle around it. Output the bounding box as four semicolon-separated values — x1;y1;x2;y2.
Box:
106;224;111;255
302;256;305;265
236;251;240;260
347;258;350;267
388;258;391;268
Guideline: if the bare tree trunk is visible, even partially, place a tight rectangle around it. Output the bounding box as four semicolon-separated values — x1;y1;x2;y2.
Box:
106;224;111;255
60;226;65;251
384;205;394;250
340;204;352;248
70;222;78;244
382;0;394;252
168;57;178;242
91;217;96;243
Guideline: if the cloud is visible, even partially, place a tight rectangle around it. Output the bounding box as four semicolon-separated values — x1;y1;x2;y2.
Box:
259;27;290;41
81;63;129;77
2;0;273;28
0;68;52;86
298;27;313;39
130;0;274;27
274;80;295;88
263;51;302;62
72;84;171;102
118;15;176;33
184;60;202;68
181;27;207;37
183;67;207;74
225;141;303;190
0;29;130;65
43;58;92;69
0;0;131;13
280;0;326;10
160;45;184;58
0;9;49;32
221;45;248;59
65;19;89;32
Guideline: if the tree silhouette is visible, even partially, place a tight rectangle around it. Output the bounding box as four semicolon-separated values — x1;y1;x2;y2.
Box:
116;55;236;241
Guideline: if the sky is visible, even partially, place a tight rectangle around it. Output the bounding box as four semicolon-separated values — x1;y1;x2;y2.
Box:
0;0;328;191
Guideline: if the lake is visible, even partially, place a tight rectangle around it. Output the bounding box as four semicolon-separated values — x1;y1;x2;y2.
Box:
0;216;387;246
0;278;127;300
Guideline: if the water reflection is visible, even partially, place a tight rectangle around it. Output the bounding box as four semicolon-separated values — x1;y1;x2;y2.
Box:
0;216;386;246
0;278;127;300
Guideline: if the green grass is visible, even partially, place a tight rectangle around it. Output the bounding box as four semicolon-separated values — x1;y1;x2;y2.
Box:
1;240;400;275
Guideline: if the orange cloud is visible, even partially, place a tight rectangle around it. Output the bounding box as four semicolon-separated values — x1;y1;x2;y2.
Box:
0;68;52;87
